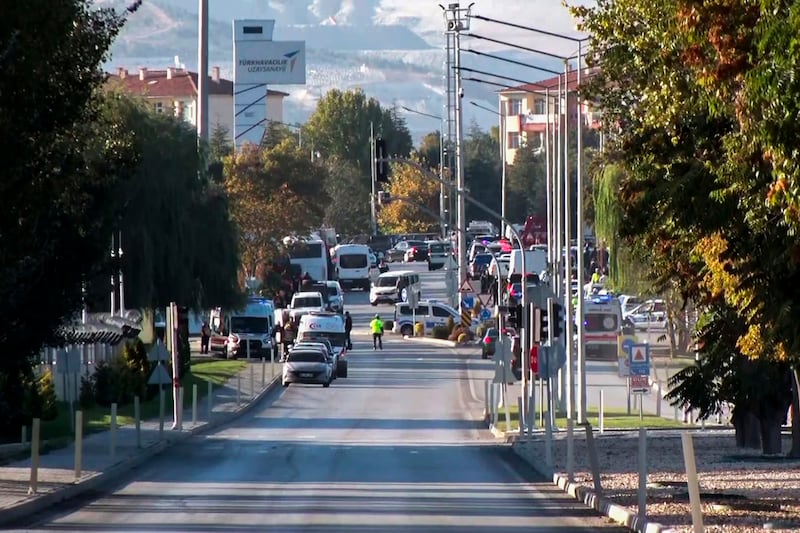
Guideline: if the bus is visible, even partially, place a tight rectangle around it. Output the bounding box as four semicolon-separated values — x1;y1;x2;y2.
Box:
288;239;330;282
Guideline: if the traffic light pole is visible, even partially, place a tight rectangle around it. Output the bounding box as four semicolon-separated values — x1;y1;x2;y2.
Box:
375;154;532;427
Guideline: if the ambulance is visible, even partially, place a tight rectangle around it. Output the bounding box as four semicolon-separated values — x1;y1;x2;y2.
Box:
582;293;622;360
297;312;348;378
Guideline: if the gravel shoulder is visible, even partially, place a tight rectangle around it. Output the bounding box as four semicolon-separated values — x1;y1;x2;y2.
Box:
514;429;800;532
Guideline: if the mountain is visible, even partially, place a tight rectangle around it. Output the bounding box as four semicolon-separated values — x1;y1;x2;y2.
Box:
100;0;569;141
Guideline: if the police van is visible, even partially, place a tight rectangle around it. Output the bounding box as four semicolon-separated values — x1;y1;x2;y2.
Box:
392;299;463;337
297;312;348;377
582;293;622;360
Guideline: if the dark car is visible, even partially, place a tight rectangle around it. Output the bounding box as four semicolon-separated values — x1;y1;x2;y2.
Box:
481;327;499;359
385;240;425;263
404;242;429;262
469;253;493;279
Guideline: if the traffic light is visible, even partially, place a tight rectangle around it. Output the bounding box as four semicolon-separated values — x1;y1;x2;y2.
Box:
529;304;541;343
549;297;564;340
538;306;550;343
375;137;389;183
506;303;523;329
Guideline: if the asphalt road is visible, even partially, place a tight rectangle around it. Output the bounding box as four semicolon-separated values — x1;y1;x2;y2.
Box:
12;263;627;532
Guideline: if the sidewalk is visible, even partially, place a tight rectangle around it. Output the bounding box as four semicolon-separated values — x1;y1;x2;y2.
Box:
0;358;281;527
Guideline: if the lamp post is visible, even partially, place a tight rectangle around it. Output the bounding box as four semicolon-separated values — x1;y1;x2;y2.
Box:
468;101;506;238
197;0;209;144
399;106;448;239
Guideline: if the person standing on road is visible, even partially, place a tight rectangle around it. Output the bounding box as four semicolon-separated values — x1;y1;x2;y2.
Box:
200;322;211;354
370;314;384;350
344;311;353;350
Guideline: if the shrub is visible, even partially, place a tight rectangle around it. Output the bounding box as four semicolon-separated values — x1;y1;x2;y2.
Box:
445;316;455;334
121;339;150;400
414;322;424;336
457;333;468;344
79;370;95;409
22;374;42;420
178;331;191;379
38;368;58;421
448;325;466;341
93;360;114;407
431;325;450;339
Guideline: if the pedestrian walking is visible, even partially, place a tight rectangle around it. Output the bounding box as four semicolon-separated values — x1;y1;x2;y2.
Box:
370;314;384;350
200;322;211;354
344;311;353;350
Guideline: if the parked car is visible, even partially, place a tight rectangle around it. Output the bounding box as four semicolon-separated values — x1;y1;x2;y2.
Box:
281;349;333;387
481;327;499;359
404;243;429;262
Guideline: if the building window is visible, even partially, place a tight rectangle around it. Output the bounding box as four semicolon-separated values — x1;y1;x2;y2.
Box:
183;101;194;123
507;99;522;116
153;102;164;114
508;132;521;149
534;98;546;115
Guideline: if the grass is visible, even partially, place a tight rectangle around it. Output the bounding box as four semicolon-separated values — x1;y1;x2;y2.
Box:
492;403;688;433
35;359;246;442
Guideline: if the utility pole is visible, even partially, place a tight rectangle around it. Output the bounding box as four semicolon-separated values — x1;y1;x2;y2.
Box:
370;122;378;236
197;0;209;143
118;231;125;317
576;42;587;424
563;59;575;422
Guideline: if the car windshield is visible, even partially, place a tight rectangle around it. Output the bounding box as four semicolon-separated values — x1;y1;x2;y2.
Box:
229;316;269;334
339;254;367;269
299;331;345;348
376;276;399;287
293;297;322;308
287;351;326;363
473;254;493;265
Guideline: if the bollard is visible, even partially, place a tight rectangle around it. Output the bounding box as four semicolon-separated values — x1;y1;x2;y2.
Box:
584;423;603;497
158;389;165;440
28;418;40;495
566;418;575;482
639;394;644;421
599;390;605;434
134;396;141;449
656;380;662;417
681;431;705;532
237;374;241;406
484;380;490;420
192;384;198;425
207;381;213;419
544;410;554;468
177;387;184;431
110;403;117;459
271;349;275;378
74;410;83;479
246;340;251;360
517;396;524;436
21;425;27;446
638;428;648;523
261;357;266;388
250;363;255;399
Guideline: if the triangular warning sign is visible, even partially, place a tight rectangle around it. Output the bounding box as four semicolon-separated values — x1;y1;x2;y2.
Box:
633;348;646;362
459;278;476;293
479;293;494;307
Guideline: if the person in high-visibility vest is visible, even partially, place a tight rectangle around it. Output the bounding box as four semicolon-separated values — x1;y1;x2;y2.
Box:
370;314;384;350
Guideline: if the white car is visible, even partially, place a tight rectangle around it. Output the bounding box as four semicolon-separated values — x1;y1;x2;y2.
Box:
282;348;332;387
324;281;345;313
624;299;668;330
289;291;326;321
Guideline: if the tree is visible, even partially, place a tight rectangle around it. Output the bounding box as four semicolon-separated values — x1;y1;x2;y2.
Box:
0;1;139;437
304;89;413;177
323;157;372;236
417;132;442;168
224;141;327;279
572;0;800;455
505;142;547;223
377;161;440;234
98;94;242;311
463;122;502;224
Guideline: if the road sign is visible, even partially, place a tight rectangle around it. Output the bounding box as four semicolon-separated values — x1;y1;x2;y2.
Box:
478;293;494;307
55;349;81;375
459;278;476;293
618;335;637;377
629;374;650;393
628;343;651;376
479;308;492;321
148;342;170;363
148;363;172;386
460;294;475;310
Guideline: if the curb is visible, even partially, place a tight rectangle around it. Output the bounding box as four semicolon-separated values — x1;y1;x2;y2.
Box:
511;440;666;533
0;374;282;528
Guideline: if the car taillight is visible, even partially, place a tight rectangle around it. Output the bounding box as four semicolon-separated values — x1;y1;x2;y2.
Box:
483;336;492;343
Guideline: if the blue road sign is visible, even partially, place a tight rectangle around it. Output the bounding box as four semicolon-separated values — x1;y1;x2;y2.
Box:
627;343;651;376
479;308;491;321
461;295;475;310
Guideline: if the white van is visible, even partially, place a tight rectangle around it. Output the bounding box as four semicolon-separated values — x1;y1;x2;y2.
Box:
392;300;464;337
507;248;548;282
209;298;274;359
369;270;421;306
333;243;372;290
584;293;623;360
297;312;348;377
289;291;326;321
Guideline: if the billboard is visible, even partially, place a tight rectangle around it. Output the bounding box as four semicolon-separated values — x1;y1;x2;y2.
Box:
234;41;307;85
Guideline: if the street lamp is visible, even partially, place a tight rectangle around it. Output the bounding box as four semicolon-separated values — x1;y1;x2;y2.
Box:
399;106;448;239
468;101;507;238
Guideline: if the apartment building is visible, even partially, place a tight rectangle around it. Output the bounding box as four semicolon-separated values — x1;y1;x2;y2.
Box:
498;69;601;164
106;65;288;137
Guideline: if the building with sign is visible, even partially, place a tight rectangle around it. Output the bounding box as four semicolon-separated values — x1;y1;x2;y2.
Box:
106;65;288;140
498;68;601;165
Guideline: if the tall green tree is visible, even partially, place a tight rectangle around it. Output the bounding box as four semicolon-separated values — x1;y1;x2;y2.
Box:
0;1;139;437
573;0;800;454
417;131;442;168
304;89;413;177
100;95;242;311
463;122;502;224
506;142;547;224
322;157;371;237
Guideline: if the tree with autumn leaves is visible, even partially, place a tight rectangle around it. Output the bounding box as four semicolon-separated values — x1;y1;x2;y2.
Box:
377;161;441;234
573;0;800;454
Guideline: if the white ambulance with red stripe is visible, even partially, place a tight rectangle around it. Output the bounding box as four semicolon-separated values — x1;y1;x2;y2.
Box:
583;293;622;359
